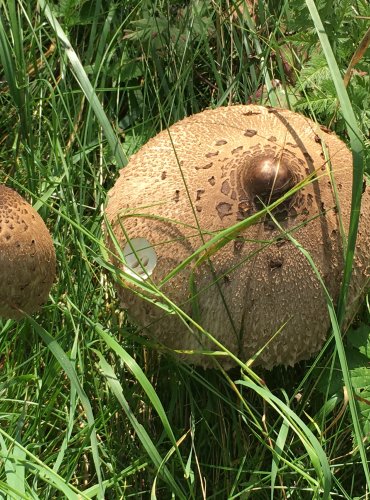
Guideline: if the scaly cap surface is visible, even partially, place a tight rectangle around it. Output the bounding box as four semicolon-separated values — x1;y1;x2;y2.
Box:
105;105;370;368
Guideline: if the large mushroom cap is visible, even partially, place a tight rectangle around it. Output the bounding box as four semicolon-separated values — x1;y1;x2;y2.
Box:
105;105;370;369
0;185;56;319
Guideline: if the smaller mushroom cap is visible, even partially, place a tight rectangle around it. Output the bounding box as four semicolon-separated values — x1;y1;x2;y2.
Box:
0;185;56;319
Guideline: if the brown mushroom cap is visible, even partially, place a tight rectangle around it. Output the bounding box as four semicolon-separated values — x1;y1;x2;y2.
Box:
105;105;370;369
0;185;56;319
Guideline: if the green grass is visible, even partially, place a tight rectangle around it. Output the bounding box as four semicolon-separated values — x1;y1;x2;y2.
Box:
0;0;369;498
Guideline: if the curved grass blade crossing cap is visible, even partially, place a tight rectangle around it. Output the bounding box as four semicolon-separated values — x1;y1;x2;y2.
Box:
104;105;370;369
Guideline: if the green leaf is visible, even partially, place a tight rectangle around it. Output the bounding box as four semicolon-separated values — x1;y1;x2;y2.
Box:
348;323;370;359
350;365;370;437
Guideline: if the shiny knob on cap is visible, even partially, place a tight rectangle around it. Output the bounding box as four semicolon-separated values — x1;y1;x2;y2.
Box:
246;155;295;201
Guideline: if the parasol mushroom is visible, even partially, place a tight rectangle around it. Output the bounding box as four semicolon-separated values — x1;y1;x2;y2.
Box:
0;185;56;319
105;105;370;369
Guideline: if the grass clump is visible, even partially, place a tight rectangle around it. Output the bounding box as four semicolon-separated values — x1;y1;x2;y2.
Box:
0;0;369;498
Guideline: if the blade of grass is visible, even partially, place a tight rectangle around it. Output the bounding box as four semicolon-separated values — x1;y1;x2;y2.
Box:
37;0;127;167
0;433;27;498
82;459;148;498
237;4;278;106
237;379;332;498
66;300;192;490
27;317;104;499
150;430;190;500
0;481;31;500
304;0;365;326
0;11;21;110
0;428;87;499
94;349;187;499
270;391;290;500
85;318;185;452
0;2;37;184
304;1;370;489
160;170;319;285
269;209;370;489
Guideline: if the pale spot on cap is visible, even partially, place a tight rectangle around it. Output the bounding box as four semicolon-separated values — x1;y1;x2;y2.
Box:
123;238;157;281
